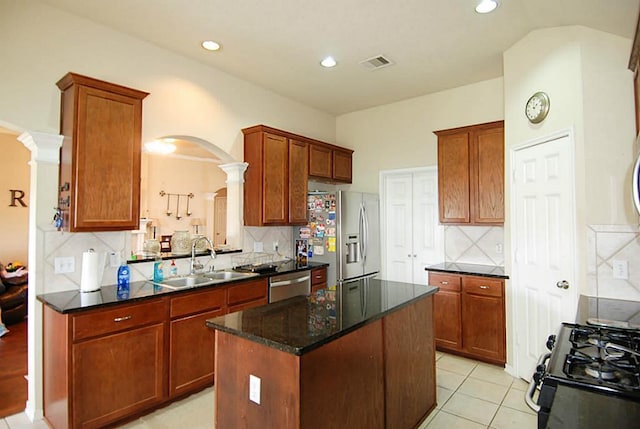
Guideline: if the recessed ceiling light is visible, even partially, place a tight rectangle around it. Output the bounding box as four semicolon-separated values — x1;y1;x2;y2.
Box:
201;40;221;51
320;56;337;68
475;0;498;14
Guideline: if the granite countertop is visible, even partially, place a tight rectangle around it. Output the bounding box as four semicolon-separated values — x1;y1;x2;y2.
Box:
37;261;328;314
426;262;509;279
575;294;640;326
206;278;439;356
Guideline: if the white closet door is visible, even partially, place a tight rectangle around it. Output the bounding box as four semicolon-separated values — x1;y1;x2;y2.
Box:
382;167;443;284
412;171;444;284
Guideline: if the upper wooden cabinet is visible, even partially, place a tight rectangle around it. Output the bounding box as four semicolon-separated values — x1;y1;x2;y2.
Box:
56;72;149;232
243;127;308;226
308;142;353;183
243;125;353;226
434;121;504;225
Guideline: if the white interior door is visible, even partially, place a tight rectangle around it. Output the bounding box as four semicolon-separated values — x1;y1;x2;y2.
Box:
412;170;444;283
383;172;414;283
381;167;443;284
512;132;577;379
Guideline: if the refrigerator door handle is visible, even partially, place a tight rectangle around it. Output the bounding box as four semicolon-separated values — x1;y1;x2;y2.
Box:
360;203;368;263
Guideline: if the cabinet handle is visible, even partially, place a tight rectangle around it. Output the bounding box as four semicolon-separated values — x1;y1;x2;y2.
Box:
479;285;489;289
441;281;448;285
113;315;132;322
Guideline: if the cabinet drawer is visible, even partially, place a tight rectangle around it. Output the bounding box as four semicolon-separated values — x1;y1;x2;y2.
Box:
73;299;167;341
462;277;503;298
428;272;461;292
311;268;327;286
227;279;268;311
170;287;226;318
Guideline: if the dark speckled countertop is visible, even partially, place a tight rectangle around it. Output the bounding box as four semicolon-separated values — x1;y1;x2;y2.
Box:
37;261;328;314
206;278;438;356
426;262;509;279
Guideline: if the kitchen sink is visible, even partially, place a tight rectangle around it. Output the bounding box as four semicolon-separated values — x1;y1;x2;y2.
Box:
201;271;258;281
153;270;258;290
156;275;213;289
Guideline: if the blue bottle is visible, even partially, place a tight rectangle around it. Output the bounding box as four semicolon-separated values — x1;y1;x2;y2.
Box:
117;263;130;299
153;258;164;283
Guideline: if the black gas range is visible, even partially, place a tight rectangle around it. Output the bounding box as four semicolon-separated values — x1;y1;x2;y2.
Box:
527;322;640;428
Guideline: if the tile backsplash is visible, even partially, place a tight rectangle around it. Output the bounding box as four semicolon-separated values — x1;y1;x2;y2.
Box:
444;225;504;266
41;226;294;294
587;224;640;301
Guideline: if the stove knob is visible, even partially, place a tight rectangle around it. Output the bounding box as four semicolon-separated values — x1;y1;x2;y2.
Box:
533;371;543;385
546;334;556;351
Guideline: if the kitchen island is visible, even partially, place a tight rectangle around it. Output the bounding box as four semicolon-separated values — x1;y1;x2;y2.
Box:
206;278;438;429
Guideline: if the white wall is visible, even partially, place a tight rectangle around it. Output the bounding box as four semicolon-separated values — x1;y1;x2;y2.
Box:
337;77;504;193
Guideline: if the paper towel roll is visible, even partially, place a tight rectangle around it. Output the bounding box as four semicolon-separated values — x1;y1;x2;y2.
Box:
80;250;105;293
80;290;102;306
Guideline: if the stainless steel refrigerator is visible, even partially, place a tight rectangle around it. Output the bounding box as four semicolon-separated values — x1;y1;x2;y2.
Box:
296;190;380;286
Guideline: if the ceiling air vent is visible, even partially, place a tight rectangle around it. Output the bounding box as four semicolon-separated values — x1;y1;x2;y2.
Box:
359;55;394;70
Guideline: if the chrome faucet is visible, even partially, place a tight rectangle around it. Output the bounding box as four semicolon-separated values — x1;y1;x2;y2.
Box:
190;236;215;275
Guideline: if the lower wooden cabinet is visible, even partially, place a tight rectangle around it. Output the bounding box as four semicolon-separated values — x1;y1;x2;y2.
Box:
311;267;327;292
428;271;505;365
44;299;168;429
169;287;226;397
227;278;268;313
43;277;270;429
72;323;165;428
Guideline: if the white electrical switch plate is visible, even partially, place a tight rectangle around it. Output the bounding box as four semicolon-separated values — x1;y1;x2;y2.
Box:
495;243;503;254
249;374;261;404
612;260;629;279
253;242;263;252
54;256;75;274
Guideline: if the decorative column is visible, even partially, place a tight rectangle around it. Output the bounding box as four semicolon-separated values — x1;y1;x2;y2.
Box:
218;162;248;250
18;131;63;422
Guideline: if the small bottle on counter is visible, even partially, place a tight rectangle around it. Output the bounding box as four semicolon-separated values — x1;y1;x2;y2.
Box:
153;257;164;283
169;259;178;277
117;263;130;299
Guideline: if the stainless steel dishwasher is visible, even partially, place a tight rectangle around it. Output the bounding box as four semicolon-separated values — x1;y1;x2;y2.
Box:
269;271;311;303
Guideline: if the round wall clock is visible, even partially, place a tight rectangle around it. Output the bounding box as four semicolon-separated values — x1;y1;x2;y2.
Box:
525;91;550;124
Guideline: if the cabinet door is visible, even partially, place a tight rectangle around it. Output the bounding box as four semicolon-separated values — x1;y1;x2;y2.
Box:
170;309;223;397
309;143;332;179
263;133;289;224
433;290;462;351
461;278;505;364
58;74;147;232
437;132;470;223
471;126;504;224
72;323;165;428
332;149;352;183
289;139;309;224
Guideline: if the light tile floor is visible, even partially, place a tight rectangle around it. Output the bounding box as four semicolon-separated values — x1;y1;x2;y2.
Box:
0;352;536;429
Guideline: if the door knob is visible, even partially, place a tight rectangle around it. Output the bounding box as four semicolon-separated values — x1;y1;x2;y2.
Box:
556;280;569;289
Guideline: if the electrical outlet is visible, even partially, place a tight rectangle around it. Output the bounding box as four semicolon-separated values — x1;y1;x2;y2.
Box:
613;260;629;279
495;243;503;254
54;256;75;274
109;252;121;268
273;241;279;251
249;374;261;404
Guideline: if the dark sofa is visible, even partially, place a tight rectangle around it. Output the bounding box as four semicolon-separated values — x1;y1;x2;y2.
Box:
0;267;28;325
